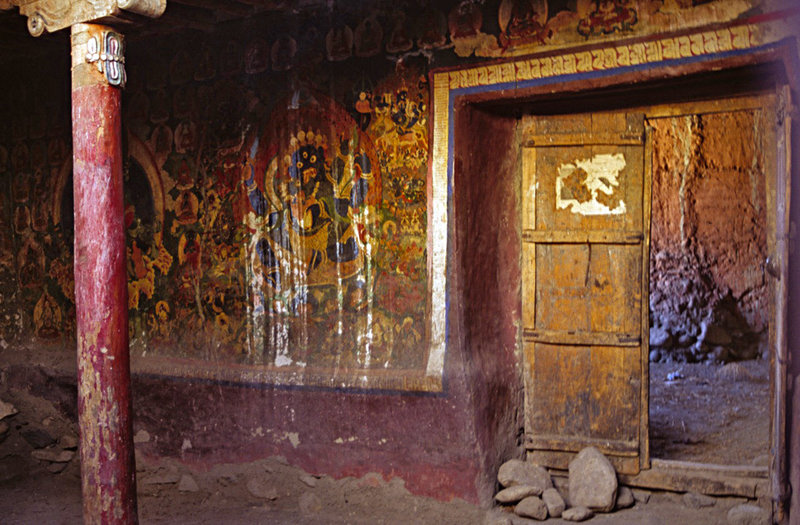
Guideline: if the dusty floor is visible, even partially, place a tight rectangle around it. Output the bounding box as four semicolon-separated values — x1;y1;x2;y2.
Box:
0;358;771;524
649;359;770;466
0;456;758;525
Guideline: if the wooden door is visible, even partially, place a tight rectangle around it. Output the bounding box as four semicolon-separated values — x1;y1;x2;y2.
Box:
521;112;650;475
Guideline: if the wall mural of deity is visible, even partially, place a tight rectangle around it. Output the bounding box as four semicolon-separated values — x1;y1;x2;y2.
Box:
117;71;432;389
0;0;749;391
241;92;396;376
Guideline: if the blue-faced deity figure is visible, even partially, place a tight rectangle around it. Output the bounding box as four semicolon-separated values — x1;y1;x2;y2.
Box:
244;124;379;318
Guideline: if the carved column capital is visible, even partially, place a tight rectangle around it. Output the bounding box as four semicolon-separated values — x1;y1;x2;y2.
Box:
10;0;166;37
72;23;126;88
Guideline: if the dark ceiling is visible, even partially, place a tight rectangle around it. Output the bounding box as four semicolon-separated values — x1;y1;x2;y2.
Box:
0;0;305;65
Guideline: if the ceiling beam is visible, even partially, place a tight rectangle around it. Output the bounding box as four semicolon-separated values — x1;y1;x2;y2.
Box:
171;0;253;19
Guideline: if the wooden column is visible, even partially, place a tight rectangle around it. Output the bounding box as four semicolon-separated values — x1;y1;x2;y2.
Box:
71;23;137;524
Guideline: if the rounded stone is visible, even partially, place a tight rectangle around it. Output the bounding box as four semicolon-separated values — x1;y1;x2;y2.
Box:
497;459;553;492
495;485;542;503
615;486;634;509
514;496;547;521
541;487;565;518
726;504;769;525
568;447;617;513
562;506;594;522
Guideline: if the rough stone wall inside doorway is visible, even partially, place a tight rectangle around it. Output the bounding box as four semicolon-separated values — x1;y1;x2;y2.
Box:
649;110;768;363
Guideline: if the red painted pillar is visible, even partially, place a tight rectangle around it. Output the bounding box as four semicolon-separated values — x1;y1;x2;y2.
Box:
71;23;137;524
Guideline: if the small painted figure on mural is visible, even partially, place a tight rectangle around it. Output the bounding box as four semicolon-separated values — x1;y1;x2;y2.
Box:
415;7;448;50
245;38;270;75
498;0;551;48
33;291;62;339
271;35;297;71
354;13;383;58
577;0;638;37
354;91;372;131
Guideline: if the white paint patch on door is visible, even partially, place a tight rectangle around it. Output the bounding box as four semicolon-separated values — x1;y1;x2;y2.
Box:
556;153;627;216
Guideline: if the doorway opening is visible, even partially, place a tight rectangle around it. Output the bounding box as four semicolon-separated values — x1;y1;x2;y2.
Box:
646;100;772;468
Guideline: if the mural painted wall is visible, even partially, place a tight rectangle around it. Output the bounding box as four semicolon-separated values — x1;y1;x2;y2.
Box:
121;37;432;389
0;0;775;391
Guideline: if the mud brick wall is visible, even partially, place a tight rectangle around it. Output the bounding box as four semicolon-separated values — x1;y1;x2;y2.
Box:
649;111;768;363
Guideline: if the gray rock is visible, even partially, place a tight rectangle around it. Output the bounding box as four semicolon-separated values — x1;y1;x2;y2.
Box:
298;492;322;515
683;491;715;509
31;448;74;463
0;399;17;420
717;362;754;382
568;447;617;512
21;428;55;449
178;474;199;492
631;489;650;504
700;321;732;346
496;485;542;503
246;477;278;500
0;420;9;439
497;459;553;492
142;467;181;485
552;476;570;505
216;472;239;487
47;462;68;474
59;434;78;450
649;325;672;347
299;473;318;487
727;504;769;525
133;430;151;443
514;496;547;521
562;507;594;522
541;487;565;518
615;486;634;509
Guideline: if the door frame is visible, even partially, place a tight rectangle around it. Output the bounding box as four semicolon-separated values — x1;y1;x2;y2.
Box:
431;27;797;522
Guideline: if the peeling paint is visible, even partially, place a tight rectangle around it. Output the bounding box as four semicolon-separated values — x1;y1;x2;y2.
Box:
556;153;627;216
284;432;300;448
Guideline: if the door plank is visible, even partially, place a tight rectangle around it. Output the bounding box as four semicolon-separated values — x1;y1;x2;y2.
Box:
521;111;647;476
522;229;644;244
524;132;643;147
523;329;640;346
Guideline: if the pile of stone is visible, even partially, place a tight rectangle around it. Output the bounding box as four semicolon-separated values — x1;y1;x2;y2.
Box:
0;397;77;475
649;252;765;364
493;447;634;522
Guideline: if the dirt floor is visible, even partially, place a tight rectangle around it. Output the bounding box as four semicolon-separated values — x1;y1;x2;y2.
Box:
649;359;770;466
0;356;771;524
0;455;760;525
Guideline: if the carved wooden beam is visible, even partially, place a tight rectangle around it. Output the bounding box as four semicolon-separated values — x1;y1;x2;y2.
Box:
6;0;166;36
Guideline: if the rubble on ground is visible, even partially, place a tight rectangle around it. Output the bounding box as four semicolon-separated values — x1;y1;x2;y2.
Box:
492;447;767;523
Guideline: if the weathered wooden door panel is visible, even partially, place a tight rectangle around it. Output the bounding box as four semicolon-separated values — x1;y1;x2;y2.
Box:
525;341;641;476
532;244;641;334
522;112;650;475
